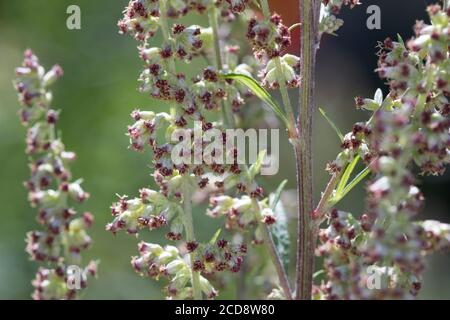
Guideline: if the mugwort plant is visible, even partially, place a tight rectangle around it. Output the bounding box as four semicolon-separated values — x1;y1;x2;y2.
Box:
105;0;450;300
11;0;450;300
13;51;97;299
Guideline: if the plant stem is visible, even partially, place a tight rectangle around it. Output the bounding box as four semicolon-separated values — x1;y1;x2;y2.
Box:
260;0;270;18
160;1;201;299
288;22;302;32
312;173;340;242
159;0;176;116
208;5;234;128
251;198;293;299
314;174;339;222
208;6;223;71
182;182;202;300
273;57;297;139
295;0;321;300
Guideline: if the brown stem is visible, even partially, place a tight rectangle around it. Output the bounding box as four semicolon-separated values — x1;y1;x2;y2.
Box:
314;174;340;222
295;0;321;300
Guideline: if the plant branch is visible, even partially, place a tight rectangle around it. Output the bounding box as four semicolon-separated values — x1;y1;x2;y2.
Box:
274;57;297;140
160;1;201;299
295;0;321;300
159;3;176;72
251;198;293;299
260;0;270;18
315;174;339;219
289;22;302;32
182;182;202;300
208;5;234;128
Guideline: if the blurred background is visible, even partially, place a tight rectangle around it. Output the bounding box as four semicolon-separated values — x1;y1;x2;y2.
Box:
0;0;448;299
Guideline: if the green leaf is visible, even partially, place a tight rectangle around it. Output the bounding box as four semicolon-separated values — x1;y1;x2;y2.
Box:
209;229;222;245
318;107;344;141
339;166;371;201
221;73;288;125
335;155;360;197
374;88;383;105
415;94;426;114
397;33;405;47
331;163;371;206
271;200;290;273
270;179;288;211
248;150;266;179
313;270;325;279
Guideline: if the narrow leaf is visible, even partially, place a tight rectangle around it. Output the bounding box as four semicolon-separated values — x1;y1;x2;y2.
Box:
335;155;360;197
331;165;371;206
209;229;222;245
270;179;288;211
397;33;405;47
340;166;371;200
248;150;266;179
319;107;344;141
313;270;325;279
221;73;288;125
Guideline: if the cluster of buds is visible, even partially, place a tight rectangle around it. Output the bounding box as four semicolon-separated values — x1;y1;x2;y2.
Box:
375;9;450;175
186;238;247;274
126;109;245;192
245;4;304;94
326;120;374;174
208;195;276;243
260;54;301;89
319;0;360;35
32;261;97;300
138;44;254;115
416;220;450;253
132;242;218;299
107;186;192;242
109;0;274;299
316;209;429;300
247;13;291;60
118;0;191;41
13;50;97;299
316;210;369;299
369;5;450;174
320;4;450;299
223;0;252;13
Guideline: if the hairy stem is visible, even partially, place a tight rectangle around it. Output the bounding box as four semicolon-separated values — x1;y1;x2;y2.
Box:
251;198;293;299
295;0;321;300
182;182;202;300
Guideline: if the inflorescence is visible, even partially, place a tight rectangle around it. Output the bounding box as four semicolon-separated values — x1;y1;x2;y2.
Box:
13;50;97;300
